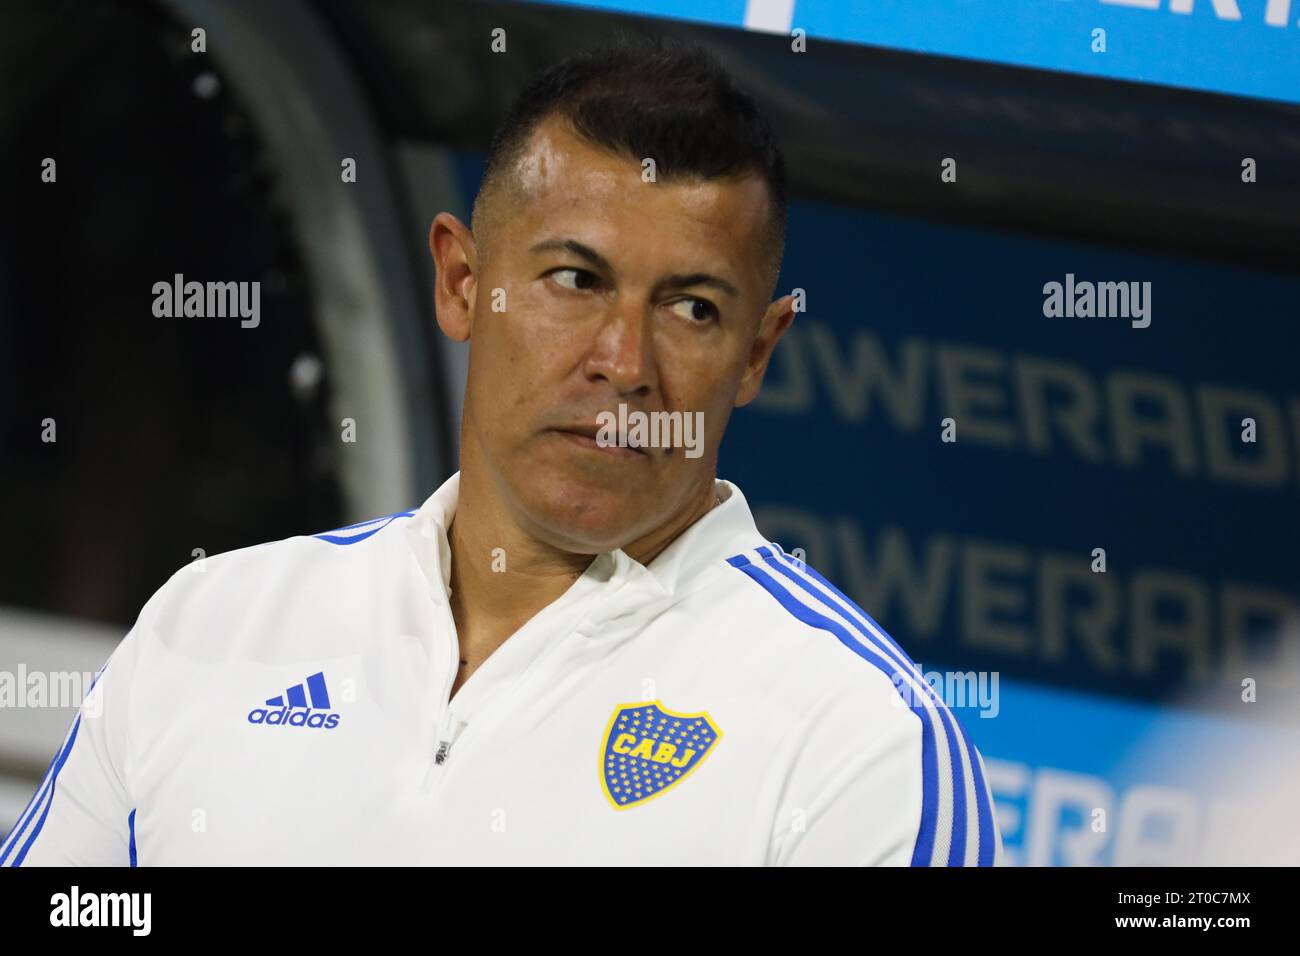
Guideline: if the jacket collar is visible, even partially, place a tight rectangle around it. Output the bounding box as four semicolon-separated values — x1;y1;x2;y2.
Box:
404;470;766;604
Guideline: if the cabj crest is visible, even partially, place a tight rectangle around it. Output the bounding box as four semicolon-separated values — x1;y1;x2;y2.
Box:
600;701;721;809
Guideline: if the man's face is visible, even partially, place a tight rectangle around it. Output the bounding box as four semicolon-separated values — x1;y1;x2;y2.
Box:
437;115;792;554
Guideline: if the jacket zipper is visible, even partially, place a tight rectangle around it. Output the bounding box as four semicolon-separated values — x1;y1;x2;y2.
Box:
420;601;465;792
434;708;467;766
419;559;637;791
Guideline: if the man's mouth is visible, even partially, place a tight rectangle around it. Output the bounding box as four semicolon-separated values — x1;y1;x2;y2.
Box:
551;425;648;458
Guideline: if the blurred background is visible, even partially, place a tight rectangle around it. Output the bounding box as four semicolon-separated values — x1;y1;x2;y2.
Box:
1;0;1298;864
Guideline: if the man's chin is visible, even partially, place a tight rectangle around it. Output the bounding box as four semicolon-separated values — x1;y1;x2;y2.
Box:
516;479;659;556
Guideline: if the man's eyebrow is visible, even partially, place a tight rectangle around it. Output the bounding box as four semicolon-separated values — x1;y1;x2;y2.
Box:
530;238;739;298
530;238;613;274
653;273;739;299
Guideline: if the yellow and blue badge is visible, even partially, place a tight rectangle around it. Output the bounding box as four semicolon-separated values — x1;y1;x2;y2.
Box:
600;701;722;809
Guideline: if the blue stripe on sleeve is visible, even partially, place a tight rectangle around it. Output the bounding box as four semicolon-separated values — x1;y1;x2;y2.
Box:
312;510;415;545
726;552;941;866
1;665;109;867
0;738;67;863
5;716;83;867
760;548;974;866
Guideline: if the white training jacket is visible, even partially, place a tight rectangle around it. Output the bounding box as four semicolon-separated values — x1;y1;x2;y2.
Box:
3;472;1002;866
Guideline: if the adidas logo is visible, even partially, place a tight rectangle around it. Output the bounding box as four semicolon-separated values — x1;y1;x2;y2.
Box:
247;671;340;729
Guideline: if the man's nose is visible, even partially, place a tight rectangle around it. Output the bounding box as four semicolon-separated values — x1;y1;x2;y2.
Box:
583;304;658;397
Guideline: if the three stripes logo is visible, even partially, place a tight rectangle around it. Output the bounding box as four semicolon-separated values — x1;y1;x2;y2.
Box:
247;671;340;730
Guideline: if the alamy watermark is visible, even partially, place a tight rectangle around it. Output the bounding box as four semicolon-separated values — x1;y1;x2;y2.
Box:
50;886;151;936
152;273;260;328
595;403;704;458
1042;273;1150;328
0;666;102;716
890;665;1000;718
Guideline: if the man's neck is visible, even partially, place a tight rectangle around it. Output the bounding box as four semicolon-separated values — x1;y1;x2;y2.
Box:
445;467;721;676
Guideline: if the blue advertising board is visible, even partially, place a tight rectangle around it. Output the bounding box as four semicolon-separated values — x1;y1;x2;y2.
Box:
527;0;1300;105
732;198;1300;700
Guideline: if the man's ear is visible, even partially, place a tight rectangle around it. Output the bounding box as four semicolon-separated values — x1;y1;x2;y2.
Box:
429;211;479;343
735;293;796;407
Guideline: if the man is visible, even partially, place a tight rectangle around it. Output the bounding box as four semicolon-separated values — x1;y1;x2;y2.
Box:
4;38;1001;866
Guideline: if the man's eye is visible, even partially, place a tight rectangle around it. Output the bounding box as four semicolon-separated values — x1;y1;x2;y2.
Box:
549;267;598;292
667;297;719;323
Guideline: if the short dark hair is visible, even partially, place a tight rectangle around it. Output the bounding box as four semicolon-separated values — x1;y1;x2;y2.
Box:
473;35;787;294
